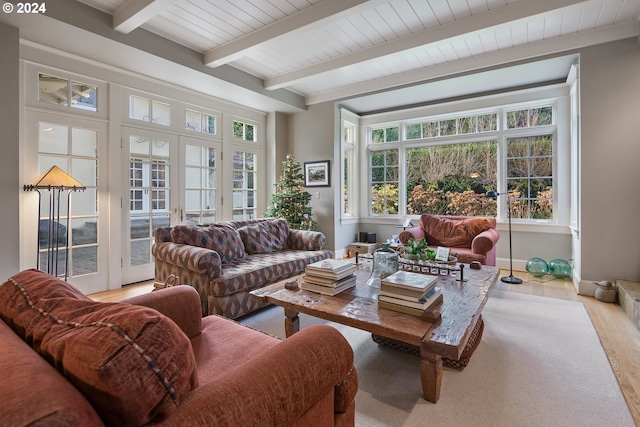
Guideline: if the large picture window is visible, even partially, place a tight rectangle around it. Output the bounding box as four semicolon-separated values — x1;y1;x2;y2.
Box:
406;142;498;217
366;103;557;222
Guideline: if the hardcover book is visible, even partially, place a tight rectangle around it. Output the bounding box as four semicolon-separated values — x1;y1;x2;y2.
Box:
380;271;438;292
301;275;357;296
378;287;442;310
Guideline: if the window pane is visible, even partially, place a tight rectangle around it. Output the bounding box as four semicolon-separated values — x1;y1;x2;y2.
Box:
71;218;97;245
185;189;200;210
71;158;97;187
39;74;68;107
71;81;97;112
152;101;171;126
130;96;149;121
203;114;216;134
39;123;68;154
385;127;399;142
71;128;97;157
441;119;456;136
406;123;421;140
186;167;200;188
72;189;97;216
371;129;384;143
406;142;498;216
458;117;476;134
185;109;201;132
185;144;201;166
423;122;438;137
72;246;98;275
233;121;243;139
246;124;255;141
530;107;552;126
130;240;150;266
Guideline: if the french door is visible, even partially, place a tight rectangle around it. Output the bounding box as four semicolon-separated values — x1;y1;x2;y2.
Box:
24;111;109;294
121;128;221;284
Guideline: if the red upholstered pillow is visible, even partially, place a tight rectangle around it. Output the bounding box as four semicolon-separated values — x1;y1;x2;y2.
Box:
0;271;198;427
420;215;492;248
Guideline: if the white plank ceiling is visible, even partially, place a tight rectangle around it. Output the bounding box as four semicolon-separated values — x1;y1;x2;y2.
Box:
73;0;640;110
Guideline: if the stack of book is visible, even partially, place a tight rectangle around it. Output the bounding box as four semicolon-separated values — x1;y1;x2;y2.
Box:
378;270;443;316
301;259;357;295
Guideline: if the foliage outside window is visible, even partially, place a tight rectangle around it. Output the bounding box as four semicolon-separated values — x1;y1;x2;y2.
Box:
371;126;399;143
233;121;256;142
406;142;498;216
406;113;497;140
506;106;552;128
370;149;399;215
507;135;553;219
366;104;555;221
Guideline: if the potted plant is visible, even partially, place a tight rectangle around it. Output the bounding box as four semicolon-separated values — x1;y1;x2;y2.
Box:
403;237;428;260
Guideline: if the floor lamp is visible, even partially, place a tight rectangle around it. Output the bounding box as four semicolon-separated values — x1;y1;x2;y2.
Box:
485;190;522;284
24;165;86;281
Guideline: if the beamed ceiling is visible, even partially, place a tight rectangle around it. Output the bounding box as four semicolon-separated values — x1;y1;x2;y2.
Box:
2;0;640;113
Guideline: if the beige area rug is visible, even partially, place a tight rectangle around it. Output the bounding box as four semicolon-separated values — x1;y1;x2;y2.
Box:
239;289;635;427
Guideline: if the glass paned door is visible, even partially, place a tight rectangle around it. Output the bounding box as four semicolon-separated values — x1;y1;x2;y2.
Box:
182;137;221;225
25;112;108;294
122;128;178;284
231;150;257;220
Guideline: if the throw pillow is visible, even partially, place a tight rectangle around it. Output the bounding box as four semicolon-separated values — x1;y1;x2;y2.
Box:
206;223;246;263
171;224;245;263
238;219;289;254
420;215;492;247
0;270;198;427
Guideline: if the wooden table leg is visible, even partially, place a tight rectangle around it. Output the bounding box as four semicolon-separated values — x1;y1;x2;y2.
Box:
284;308;300;337
420;346;443;403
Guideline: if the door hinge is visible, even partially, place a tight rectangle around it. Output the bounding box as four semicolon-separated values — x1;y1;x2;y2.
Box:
121;258;123;268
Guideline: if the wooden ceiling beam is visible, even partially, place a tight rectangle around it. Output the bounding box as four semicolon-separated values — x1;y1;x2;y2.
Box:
264;0;591;90
114;0;176;34
204;0;389;68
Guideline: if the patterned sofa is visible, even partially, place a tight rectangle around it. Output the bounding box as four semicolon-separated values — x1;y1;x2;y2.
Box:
153;218;332;318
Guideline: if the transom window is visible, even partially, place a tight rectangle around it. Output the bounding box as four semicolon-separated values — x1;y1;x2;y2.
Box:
129;95;171;126
38;73;97;112
233;120;256;142
185;108;216;134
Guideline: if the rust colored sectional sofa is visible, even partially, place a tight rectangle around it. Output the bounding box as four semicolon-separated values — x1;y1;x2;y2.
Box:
399;214;500;266
0;269;358;426
152;218;332;319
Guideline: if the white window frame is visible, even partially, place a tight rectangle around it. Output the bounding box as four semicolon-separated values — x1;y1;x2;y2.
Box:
340;108;359;223
360;90;569;227
121;88;177;130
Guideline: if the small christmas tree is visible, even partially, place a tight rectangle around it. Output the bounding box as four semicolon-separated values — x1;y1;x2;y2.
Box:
265;155;318;230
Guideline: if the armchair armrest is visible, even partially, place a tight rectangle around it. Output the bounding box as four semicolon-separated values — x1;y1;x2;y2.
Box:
120;286;202;339
471;228;500;255
152;242;222;278
398;226;425;244
287;229;326;251
157;325;357;427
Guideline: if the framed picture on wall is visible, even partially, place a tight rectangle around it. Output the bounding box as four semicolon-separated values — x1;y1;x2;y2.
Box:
304;160;330;187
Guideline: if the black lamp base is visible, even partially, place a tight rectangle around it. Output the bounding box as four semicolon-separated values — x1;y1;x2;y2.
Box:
501;275;523;284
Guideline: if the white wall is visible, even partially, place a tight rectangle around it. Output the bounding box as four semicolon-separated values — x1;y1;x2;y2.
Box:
578;38;640;287
288;103;337;251
0;23;21;279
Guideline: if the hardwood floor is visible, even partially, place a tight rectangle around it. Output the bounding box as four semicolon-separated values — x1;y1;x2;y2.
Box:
89;270;640;423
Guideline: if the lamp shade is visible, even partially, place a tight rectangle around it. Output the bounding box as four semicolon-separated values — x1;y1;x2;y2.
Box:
23;166;86;191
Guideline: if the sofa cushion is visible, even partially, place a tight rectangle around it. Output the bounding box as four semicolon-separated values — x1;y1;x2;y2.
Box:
171;224;244;263
206;223;246;263
238;219;289;254
0;270;198;427
420;215;492;248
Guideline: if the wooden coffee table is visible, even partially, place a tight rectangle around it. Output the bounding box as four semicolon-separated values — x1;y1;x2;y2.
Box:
250;263;499;403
